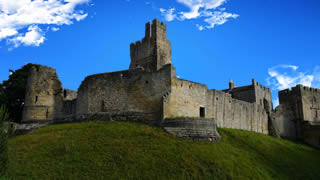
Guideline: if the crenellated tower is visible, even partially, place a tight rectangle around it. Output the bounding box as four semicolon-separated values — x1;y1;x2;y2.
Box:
129;19;172;72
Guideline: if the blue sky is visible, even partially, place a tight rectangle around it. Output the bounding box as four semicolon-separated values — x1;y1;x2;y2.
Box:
1;0;320;107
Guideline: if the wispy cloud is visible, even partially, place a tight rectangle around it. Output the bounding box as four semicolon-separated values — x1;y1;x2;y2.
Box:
267;65;316;91
51;27;60;32
159;0;238;30
266;64;320;108
160;8;177;22
0;0;90;48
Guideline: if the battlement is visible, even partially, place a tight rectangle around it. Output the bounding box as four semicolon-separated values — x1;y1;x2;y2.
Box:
279;85;320;96
252;79;271;93
279;85;320;107
130;19;167;49
129;19;171;72
300;85;320;93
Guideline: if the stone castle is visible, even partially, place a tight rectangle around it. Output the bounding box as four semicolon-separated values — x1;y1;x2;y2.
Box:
21;19;320;147
274;85;320;147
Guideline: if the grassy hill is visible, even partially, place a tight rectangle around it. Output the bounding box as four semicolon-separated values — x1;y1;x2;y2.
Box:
4;121;320;179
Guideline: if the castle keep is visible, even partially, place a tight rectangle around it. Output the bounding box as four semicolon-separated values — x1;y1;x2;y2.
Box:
22;19;320;147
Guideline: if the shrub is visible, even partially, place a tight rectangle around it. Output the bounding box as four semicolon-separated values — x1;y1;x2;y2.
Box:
0;105;9;176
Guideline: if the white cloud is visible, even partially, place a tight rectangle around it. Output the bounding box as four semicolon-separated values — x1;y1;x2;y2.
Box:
267;64;320;108
196;24;204;31
267;64;316;91
51;27;60;32
0;28;18;39
0;0;90;48
160;8;177;22
8;25;45;47
160;0;238;30
203;11;239;29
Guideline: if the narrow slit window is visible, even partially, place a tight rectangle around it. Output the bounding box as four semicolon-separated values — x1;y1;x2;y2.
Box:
46;109;49;119
101;100;105;112
35;96;38;104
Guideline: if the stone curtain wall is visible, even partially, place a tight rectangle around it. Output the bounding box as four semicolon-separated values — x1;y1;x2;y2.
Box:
163;78;210;119
63;89;77;101
163;78;269;134
212;90;268;134
77;64;175;121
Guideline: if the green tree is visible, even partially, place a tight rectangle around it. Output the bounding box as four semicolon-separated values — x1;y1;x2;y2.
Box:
0;105;9;176
0;63;39;123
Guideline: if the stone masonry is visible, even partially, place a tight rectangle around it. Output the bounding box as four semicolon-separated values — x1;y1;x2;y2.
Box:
274;85;320;147
22;65;77;122
21;19;320;146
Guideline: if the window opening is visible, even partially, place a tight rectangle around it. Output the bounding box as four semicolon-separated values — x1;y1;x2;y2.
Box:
46;109;49;119
101;101;105;112
35;96;38;104
200;107;205;118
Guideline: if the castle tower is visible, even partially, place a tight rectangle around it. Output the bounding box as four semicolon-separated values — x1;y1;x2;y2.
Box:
129;19;172;72
22;65;64;122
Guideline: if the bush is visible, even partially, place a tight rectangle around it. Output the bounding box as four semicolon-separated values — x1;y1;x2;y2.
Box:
0;105;9;176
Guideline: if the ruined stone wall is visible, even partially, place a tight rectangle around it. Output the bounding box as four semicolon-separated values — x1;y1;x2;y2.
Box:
163;78;269;134
212;90;268;134
61;89;77;116
130;19;171;72
63;89;77;101
23;65;78;122
77;64;175;121
163;78;211;119
23;66;64;122
62;99;77;116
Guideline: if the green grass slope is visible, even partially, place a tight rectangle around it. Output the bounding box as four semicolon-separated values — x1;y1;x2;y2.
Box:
6;121;320;179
